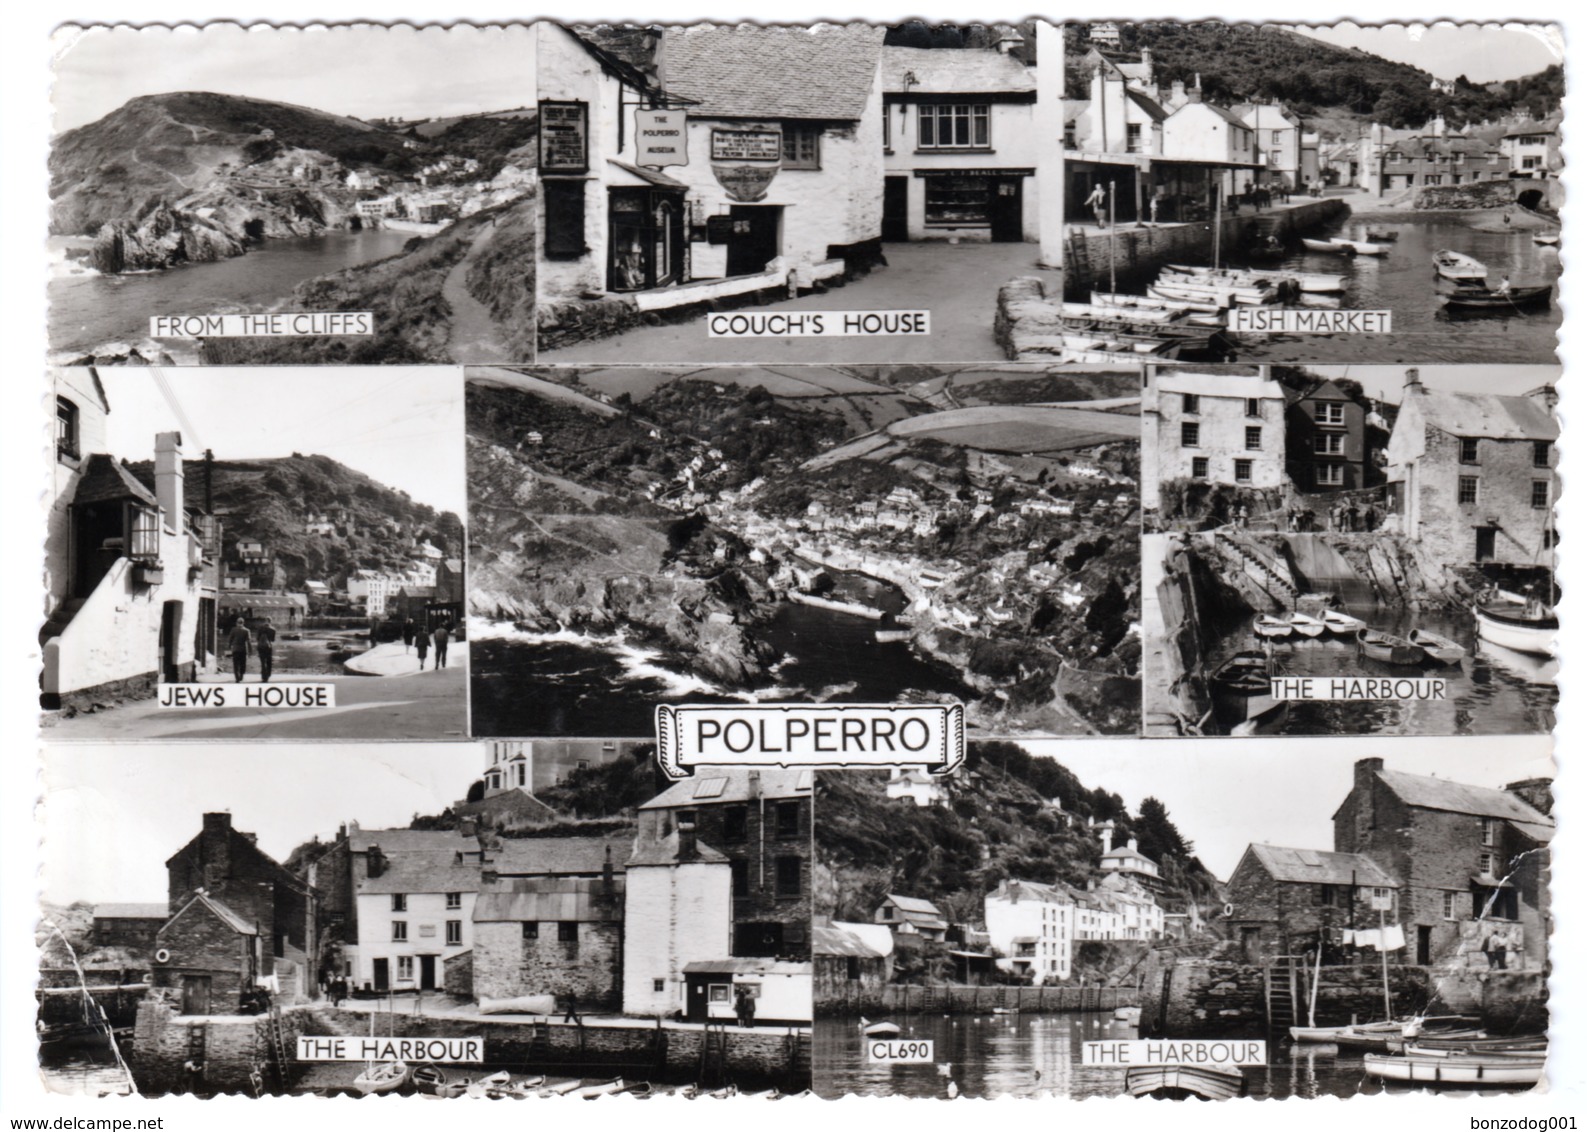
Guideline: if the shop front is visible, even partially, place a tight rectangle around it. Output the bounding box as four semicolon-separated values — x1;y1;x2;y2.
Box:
606;163;689;293
912;169;1030;242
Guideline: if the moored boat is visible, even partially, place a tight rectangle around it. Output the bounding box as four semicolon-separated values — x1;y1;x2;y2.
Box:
862;1018;901;1038
1210;649;1279;733
575;1077;626;1099
352;1060;410;1096
1125;1064;1245;1100
1533;233;1560;247
1302;237;1354;255
411;1064;448;1095
1444;284;1552;311
1365;229;1399;242
1321;609;1366;635
1254;615;1294;640
1357;628;1425;666
1433;249;1488;282
1408;1036;1547;1055
1408;629;1465;664
1363;1052;1543;1086
1475;602;1557;657
1287;612;1327;638
1330;237;1391;256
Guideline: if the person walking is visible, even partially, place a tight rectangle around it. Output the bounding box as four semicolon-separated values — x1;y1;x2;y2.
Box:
1085;183;1108;228
433;620;451;670
226;614;252;683
562;992;583;1027
402;618;416;654
414;626;431;672
256;617;277;683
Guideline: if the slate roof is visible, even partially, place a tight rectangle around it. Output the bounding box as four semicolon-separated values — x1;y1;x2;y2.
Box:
987;878;1081;906
1247;844;1398;888
348;827;475;854
881;46;1034;95
659;23;883;120
626;829;730;867
163;892;257;935
639;767;813;810
682;959;811;975
74;454;160;507
883;893;943;916
473;876;624;923
1412;390;1557;442
492;836;627;877
93;903;169;920
357;851;485;897
1127;89;1169;123
1158;370;1284;402
1371;769;1554;836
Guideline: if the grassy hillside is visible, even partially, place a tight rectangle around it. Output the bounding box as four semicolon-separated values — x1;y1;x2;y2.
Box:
50;91;414;234
127;453;463;587
817;742;1221;927
1066;23;1561;129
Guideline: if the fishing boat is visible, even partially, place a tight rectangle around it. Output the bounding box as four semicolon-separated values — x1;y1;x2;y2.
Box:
1433;250;1488;283
1475;601;1557;657
1408;1036;1547;1055
1337;1026;1485;1054
352;1060;410;1096
1357;628;1425;666
1363;1052;1544;1086
1444;284;1552;311
1165;263;1344;295
1408;629;1465;665
1125;1064;1245;1101
1287;612;1328;638
1290;1019;1405;1045
1330;237;1392;256
1321;609;1367;635
1302;237;1354;255
1253;614;1294;640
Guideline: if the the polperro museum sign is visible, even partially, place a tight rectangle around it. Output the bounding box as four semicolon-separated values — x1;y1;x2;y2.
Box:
635;108;688;167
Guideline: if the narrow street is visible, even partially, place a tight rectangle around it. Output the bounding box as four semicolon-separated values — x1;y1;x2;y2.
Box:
540;242;1063;364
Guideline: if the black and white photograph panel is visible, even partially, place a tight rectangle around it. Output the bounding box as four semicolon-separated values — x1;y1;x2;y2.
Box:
465;363;1142;738
812;736;1553;1100
535;21;1066;364
37;743;812;1098
1057;21;1561;364
50;24;538;366
1141;364;1557;738
42;367;468;741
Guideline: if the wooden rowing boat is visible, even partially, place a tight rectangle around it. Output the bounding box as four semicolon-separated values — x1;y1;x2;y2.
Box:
1321;609;1366;635
1408;628;1465;664
1363;1052;1543;1086
1444;284;1552;310
1253;615;1293;639
1331;237;1391;256
1210;650;1279;733
352;1060;409;1096
1287;612;1328;638
1125;1064;1245;1100
1357;628;1425;665
1165;262;1345;294
1433;249;1488;282
1302;237;1353;255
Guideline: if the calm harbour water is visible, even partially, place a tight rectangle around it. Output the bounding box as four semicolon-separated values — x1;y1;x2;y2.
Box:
1207;605;1556;736
49;230;415;356
815;1014;1533;1099
1224;216;1561;364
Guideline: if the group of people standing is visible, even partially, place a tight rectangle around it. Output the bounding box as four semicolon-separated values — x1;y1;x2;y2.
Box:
1283;499;1382;533
402;616;454;671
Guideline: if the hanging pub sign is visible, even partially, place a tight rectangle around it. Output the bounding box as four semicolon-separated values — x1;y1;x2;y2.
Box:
636;108;689;167
540;100;589;174
711;128;782;162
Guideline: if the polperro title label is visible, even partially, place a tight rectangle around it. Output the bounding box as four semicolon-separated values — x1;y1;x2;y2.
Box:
158;684;336;709
1229;309;1392;333
655;704;963;779
150;313;375;337
706;311;930;338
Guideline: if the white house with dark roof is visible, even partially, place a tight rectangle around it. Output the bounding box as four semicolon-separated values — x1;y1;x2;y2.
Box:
880;41;1042;242
873;893;948;942
1384;369;1558;567
1238;102;1303;189
984;878;1078;982
1142;368;1286;509
1161;101;1260;202
348;830;484;993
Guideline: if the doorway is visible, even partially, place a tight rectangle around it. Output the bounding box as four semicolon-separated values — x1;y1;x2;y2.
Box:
160;600;184;683
883;177;909;241
726;206;782;277
989;178;1023;242
1239;926;1262;961
1476;526;1498;562
419;955;437;991
372;958;390;992
181;975;212;1016
1416;925;1433;966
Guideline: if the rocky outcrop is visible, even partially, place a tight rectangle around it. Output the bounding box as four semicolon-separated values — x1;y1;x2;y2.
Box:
90;206;247;273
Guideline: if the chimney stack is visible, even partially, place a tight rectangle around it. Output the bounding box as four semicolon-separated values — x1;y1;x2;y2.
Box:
1403;368;1423;397
155;431;185;534
677;818;698;861
367;844;385;879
